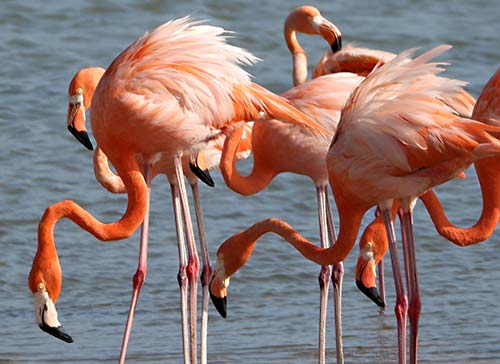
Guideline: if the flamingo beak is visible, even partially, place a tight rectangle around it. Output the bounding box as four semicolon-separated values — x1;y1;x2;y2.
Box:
33;291;73;343
209;274;227;318
318;18;342;53
355;257;385;308
67;90;93;151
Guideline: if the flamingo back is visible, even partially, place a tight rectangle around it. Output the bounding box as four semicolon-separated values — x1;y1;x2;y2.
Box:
328;45;500;204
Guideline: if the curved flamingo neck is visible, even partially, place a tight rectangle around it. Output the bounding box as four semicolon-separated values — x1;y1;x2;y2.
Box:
93;146;126;193
420;157;500;245
220;125;276;196
218;206;364;277
31;154;148;297
284;19;308;86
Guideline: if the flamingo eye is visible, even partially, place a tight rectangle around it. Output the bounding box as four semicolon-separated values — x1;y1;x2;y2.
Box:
69;89;84;105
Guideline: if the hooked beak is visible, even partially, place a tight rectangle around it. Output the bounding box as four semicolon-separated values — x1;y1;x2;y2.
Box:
319;18;342;53
67;102;93;151
189;163;215;187
34;291;73;343
208;272;228;318
355;258;385;308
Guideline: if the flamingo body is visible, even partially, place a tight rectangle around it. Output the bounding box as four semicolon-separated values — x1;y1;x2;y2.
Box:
29;17;325;363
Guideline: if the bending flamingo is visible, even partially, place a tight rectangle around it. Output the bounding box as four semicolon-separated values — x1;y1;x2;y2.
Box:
210;45;500;364
215;72;362;364
284;4;398;308
66;65;253;364
356;65;500;307
28;17;326;364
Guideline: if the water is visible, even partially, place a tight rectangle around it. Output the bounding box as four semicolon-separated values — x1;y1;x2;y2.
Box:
1;0;500;363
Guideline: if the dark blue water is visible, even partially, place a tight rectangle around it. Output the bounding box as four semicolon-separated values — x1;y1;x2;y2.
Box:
1;0;500;363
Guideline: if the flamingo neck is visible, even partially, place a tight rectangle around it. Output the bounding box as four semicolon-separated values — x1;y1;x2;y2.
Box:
93;146;126;193
420;157;500;245
219;209;364;275
284;21;308;86
31;154;148;296
220;125;276;196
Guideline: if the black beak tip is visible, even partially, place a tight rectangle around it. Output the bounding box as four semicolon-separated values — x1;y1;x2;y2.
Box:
356;280;385;309
189;163;215;187
39;322;74;343
67;124;94;151
210;291;227;319
331;36;342;53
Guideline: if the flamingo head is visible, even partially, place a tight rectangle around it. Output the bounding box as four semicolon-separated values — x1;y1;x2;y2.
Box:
67;67;105;150
209;255;230;319
28;257;73;343
355;223;387;308
284;6;342;53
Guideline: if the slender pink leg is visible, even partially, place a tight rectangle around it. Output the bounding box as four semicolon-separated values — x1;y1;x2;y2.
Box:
316;185;332;364
170;183;190;364
174;154;200;364
374;208;386;310
119;163;152;364
191;182;211;364
377;258;386;311
398;207;421;364
381;206;408;364
325;187;344;364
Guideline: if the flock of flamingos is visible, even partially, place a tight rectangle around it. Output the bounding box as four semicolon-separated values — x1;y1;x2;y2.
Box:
28;5;500;364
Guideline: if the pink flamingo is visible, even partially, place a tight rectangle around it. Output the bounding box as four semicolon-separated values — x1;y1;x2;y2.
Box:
210;7;392;363
28;17;327;364
209;45;500;364
66;65;254;364
357;65;500;310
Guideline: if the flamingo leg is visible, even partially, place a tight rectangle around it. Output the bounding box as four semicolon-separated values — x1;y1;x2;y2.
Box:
174;154;200;364
398;207;421;364
325;187;344;364
381;206;408;364
377;258;386;311
374;208;386;310
316;185;332;364
119;163;152;364
170;183;191;364
191;182;212;364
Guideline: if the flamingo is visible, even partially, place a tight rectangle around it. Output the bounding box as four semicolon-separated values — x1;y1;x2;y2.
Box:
211;6;362;363
209;7;392;363
209;45;500;364
284;4;399;307
214;72;362;364
284;5;396;84
66;65;254;364
28;17;327;364
356;65;500;307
